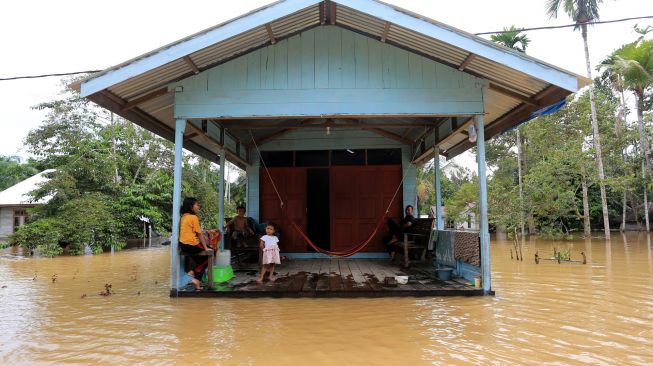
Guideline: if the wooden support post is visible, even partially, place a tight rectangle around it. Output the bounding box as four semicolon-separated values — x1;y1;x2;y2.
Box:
183;55;201;75
489;83;539;107
218;149;226;251
121;87;169;112
265;24;277;44
380;22;391;43
457;53;476;71
170;119;186;295
434;129;444;231
475;114;491;294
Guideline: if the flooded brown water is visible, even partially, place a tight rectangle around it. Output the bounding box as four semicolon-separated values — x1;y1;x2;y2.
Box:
1;234;652;365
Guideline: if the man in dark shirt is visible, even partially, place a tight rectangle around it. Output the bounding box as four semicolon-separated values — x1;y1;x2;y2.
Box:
385;205;415;260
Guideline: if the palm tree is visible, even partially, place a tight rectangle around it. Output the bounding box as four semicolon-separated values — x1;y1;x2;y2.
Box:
612;41;653;174
598;42;653;231
490;26;531;53
546;0;611;239
490;26;531;237
611;40;653;230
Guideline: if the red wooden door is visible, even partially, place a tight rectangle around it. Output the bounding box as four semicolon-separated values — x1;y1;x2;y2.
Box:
260;167;307;252
330;166;402;252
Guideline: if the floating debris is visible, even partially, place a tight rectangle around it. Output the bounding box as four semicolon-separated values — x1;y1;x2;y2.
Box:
81;294;87;299
51;274;58;283
1;285;7;288
99;283;113;296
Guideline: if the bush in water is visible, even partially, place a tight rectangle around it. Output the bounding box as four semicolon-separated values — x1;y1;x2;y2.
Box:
11;219;62;257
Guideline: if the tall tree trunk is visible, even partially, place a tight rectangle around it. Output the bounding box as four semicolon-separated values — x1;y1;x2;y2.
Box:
581;164;591;236
618;88;627;232
582;24;610;240
644;160;651;231
110;113;120;185
635;92;653;183
516;128;526;238
621;190;627;231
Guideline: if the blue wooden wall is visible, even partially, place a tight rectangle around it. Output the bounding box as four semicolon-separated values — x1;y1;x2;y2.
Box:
172;26;484;119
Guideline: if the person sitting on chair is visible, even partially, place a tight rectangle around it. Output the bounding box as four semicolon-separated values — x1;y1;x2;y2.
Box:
385;205;415;260
179;197;213;290
226;205;255;248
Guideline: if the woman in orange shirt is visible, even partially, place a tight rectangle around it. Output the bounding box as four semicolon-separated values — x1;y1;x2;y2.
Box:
179;197;212;290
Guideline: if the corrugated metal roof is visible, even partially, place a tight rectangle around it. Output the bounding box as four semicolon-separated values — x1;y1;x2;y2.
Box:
0;170;54;206
76;0;589;163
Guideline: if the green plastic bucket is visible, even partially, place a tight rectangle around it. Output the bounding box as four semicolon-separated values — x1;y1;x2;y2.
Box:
203;265;235;284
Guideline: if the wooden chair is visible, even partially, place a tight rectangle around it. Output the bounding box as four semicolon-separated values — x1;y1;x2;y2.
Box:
224;217;261;267
402;218;435;268
178;248;214;288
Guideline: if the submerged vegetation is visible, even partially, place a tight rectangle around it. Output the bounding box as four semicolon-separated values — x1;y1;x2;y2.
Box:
417;24;652;239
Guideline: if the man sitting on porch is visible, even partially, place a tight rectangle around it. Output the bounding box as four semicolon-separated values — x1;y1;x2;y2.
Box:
385;205;415;260
226;205;255;248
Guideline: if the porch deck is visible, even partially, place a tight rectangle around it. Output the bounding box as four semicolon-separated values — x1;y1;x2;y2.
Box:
176;259;485;298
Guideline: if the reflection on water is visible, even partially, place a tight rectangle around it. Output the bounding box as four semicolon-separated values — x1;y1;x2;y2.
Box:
1;235;653;365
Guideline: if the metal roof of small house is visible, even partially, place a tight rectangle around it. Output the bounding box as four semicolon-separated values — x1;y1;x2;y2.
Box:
0;170;54;207
74;0;589;164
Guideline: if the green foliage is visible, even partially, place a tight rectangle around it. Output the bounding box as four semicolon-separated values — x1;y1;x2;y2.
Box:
9;83;245;256
545;0;603;28
445;178;479;226
10;219;62;257
490;25;530;53
0;156;38;191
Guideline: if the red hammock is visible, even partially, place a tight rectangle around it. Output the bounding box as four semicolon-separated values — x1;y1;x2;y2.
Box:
285;207;388;257
249;129;416;258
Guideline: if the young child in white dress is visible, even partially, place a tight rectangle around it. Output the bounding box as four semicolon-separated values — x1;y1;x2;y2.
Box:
257;223;280;283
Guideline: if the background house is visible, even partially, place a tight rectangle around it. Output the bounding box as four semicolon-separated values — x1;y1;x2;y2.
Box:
0;170;53;241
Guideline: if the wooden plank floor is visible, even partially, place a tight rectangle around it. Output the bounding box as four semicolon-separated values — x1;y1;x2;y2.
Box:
176;259;485;298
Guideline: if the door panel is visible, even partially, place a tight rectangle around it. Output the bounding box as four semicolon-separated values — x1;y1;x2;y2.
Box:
330;166;402;252
260;167;307;252
261;165;402;253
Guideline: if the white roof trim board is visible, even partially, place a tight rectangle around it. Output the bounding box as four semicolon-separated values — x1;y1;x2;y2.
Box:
0;170;54;206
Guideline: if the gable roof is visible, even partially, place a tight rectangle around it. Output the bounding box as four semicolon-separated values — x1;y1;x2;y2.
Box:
74;0;589;162
0;170;54;207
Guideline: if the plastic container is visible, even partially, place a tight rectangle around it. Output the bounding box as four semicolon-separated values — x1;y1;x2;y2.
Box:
436;268;453;281
395;276;409;285
203;265;234;284
216;250;231;267
473;276;481;288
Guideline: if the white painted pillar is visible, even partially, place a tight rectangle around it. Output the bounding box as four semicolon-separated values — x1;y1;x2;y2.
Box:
218;149;226;251
170;119;186;294
475;114;491;294
434;143;444;231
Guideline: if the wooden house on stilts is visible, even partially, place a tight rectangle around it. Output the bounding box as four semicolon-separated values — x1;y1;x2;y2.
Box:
75;0;589;297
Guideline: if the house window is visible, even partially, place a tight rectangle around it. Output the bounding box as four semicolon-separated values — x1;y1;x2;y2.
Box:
13;209;28;231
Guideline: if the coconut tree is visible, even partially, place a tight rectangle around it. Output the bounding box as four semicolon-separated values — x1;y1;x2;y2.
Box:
490;26;531;53
546;0;611;239
612;40;653;230
490;25;531;237
613;40;653;174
